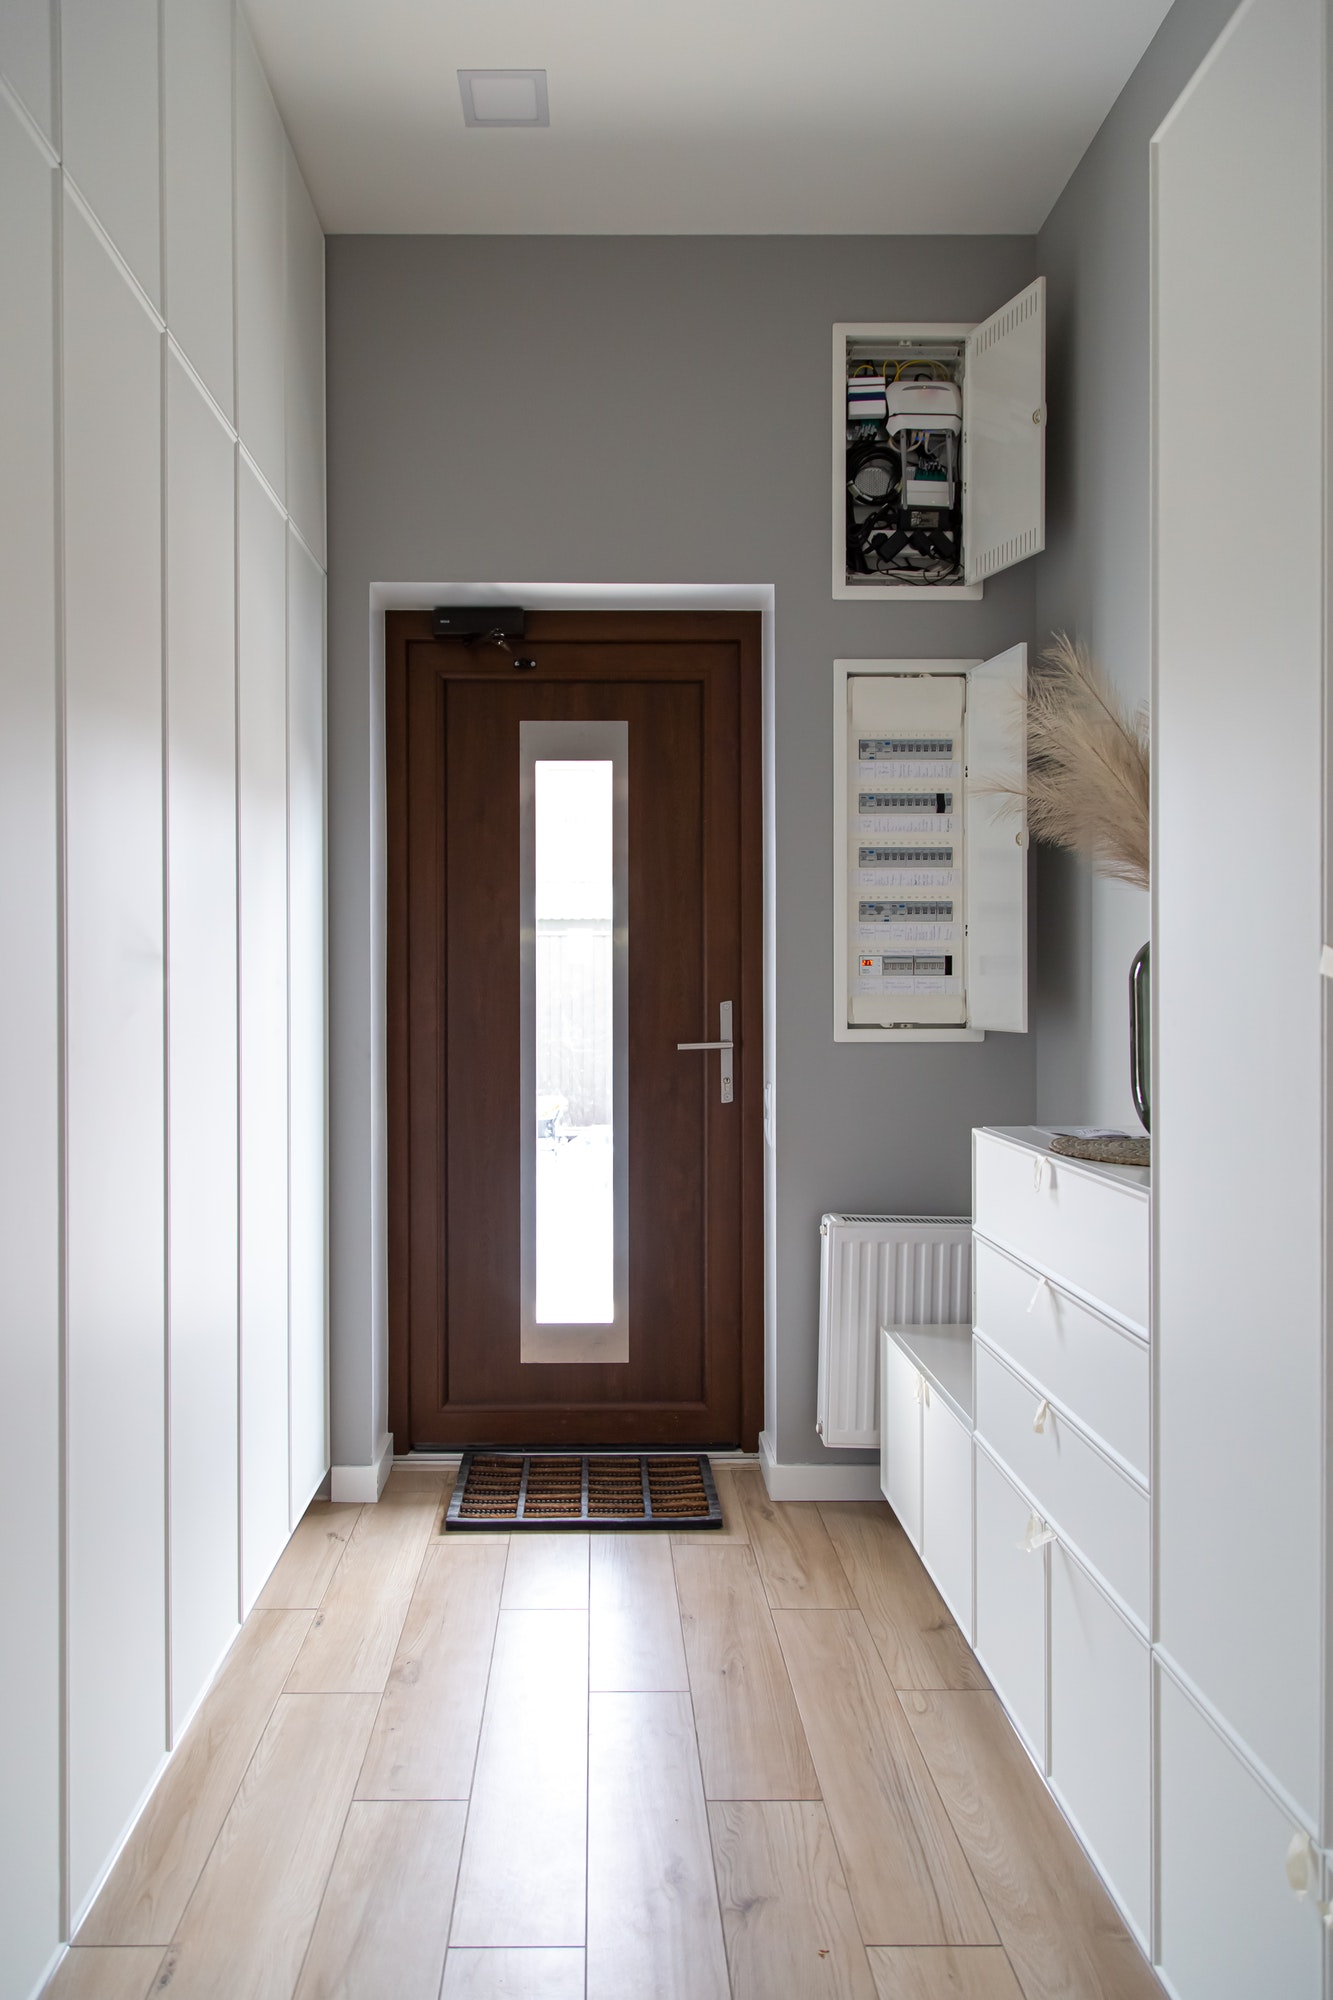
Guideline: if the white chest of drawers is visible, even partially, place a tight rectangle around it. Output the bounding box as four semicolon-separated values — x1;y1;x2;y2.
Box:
880;1124;1154;1952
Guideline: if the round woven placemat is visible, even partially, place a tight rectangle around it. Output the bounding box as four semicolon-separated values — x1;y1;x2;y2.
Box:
1049;1133;1150;1168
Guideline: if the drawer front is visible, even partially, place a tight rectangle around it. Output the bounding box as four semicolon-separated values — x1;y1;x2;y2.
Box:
921;1392;973;1642
1049;1544;1151;1947
974;1445;1045;1766
879;1331;922;1548
974;1342;1149;1627
973;1131;1148;1332
973;1237;1149;1478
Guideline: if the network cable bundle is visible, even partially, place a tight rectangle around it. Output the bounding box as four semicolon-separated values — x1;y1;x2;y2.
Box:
846;360;963;584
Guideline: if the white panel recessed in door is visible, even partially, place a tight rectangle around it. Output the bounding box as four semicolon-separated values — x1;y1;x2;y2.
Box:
238;460;290;1608
235;13;286;498
964;643;1027;1031
62;0;161;308
287;529;327;1520
1154;0;1324;1819
163;0;234;417
166;353;239;1733
0;94;60;2000
0;0;55;146
62;198;166;1912
285;147;325;564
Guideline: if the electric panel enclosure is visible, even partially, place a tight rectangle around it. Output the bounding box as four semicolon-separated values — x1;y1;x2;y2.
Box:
835;278;1046;599
834;653;1028;1041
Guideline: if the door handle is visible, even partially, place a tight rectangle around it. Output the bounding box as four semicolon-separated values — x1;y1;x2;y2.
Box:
677;1002;734;1104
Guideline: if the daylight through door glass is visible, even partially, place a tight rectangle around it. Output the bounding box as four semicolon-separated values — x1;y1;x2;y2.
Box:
534;760;615;1323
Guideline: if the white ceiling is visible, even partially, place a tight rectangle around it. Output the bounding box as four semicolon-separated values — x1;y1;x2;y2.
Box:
243;0;1174;235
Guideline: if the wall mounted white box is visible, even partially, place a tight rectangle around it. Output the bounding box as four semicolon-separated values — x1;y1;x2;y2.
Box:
833;281;1046;601
833;655;1027;1044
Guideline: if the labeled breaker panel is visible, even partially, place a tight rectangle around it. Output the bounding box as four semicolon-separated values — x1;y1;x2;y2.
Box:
834;655;1029;1042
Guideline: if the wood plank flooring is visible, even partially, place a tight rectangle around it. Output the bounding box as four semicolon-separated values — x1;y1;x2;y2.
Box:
53;1464;1165;2000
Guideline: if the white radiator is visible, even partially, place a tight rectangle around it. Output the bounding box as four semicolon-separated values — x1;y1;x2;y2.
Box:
816;1214;972;1448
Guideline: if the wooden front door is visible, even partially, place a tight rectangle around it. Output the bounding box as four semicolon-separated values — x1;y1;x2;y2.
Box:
387;611;763;1449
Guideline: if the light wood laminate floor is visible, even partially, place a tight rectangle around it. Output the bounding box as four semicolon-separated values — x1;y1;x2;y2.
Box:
54;1464;1165;2000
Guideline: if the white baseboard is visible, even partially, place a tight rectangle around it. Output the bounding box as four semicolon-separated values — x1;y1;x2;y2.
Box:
331;1432;394;1502
758;1429;884;1502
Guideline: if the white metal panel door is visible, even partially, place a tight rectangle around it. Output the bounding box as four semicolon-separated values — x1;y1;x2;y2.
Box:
1153;0;1324;1820
879;1333;922;1548
962;278;1045;583
964;645;1027;1032
921;1393;973;1640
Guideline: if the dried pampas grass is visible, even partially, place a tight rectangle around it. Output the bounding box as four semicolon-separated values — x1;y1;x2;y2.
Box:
1007;634;1150;890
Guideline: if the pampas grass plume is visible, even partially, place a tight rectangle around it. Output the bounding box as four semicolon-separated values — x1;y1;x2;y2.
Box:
1007;635;1150;890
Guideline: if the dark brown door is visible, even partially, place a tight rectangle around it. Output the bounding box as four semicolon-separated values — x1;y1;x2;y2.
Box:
387;611;763;1449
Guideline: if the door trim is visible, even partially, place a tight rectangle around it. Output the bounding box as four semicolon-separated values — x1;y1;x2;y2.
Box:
385;608;766;1450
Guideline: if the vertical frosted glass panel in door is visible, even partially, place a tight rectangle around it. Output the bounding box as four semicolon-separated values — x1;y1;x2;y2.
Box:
165;352;239;1733
62;0;162;309
287;530;328;1518
237;461;290;1609
162;0;234;420
62;197;166;1914
0;94;61;2000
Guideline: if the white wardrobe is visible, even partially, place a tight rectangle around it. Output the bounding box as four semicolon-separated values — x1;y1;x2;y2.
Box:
1153;0;1329;1991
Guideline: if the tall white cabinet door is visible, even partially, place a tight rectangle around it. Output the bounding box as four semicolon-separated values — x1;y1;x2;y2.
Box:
234;13;286;500
163;0;234;419
165;354;239;1734
287;531;328;1519
0;96;61;2000
962;277;1045;584
285;150;325;566
237;462;291;1609
62;199;167;1913
62;0;161;309
1153;0;1324;1820
964;644;1027;1033
1158;1670;1322;1999
880;1334;922;1547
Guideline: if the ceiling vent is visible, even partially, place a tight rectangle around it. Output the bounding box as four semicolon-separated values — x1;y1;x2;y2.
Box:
458;70;550;128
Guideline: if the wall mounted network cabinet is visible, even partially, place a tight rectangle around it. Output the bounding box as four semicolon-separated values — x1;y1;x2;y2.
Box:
834;279;1046;599
833;654;1028;1042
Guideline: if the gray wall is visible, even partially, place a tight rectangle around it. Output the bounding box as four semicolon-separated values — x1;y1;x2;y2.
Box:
1033;0;1239;1124
325;234;1039;1470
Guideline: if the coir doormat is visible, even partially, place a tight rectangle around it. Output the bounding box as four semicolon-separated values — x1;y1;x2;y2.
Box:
444;1451;722;1531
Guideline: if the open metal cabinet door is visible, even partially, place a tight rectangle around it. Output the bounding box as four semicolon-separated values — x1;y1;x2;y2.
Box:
965;643;1027;1032
962;278;1046;585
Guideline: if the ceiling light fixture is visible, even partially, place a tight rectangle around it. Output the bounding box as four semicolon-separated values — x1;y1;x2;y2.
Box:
458;69;550;128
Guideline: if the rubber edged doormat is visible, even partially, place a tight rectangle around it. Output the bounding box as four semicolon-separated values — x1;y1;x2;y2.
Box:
444;1452;722;1531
